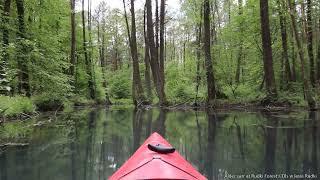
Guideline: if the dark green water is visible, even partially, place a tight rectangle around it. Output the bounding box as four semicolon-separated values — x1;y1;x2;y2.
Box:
0;108;319;180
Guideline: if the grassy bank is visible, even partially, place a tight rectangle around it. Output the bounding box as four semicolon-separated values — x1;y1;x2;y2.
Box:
1;87;319;121
0;96;36;119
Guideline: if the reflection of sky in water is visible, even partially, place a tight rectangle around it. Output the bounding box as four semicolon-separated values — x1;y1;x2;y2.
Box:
0;108;319;180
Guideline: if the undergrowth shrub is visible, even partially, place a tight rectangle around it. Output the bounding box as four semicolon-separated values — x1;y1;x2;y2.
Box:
0;96;35;117
108;69;131;99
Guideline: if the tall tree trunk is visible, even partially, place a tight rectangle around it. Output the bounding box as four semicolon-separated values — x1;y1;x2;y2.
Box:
0;0;11;95
300;0;307;43
288;0;316;110
129;0;146;105
146;0;166;105
100;19;112;104
16;0;31;97
159;0;165;93
70;0;76;78
290;27;297;81
260;0;277;100
195;8;203;105
278;0;293;86
203;0;216;106
122;0;131;45
155;0;159;49
235;0;243;84
306;0;315;86
317;18;320;82
143;6;152;99
88;0;96;99
82;0;95;99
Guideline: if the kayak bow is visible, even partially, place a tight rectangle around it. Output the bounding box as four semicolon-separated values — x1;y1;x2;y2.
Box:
109;132;206;180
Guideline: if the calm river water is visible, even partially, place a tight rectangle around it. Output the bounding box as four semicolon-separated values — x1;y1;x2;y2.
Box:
0;108;319;180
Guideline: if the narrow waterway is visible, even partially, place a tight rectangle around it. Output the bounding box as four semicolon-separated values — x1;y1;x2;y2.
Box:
0;108;319;180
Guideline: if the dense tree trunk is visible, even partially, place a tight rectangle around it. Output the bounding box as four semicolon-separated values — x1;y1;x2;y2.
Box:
143;6;152;99
70;0;76;78
146;0;166;105
306;0;315;86
288;0;316;110
278;0;293;86
16;0;31;97
0;0;11;95
203;0;216;106
235;0;243;84
129;0;146;105
159;0;165;92
82;0;95;99
260;0;277;100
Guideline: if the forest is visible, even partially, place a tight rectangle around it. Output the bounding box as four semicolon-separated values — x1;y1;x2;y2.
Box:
1;0;320;118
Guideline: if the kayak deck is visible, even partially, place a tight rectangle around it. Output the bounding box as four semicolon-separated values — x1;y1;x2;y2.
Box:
109;132;206;180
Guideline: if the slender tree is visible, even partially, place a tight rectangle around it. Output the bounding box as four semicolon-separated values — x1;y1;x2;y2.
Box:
306;0;315;86
130;0;146;105
146;0;167;105
143;6;152;99
203;0;216;106
290;26;297;81
317;18;320;82
155;0;159;51
0;0;11;95
195;8;203;105
97;2;111;104
235;0;243;84
70;0;76;78
122;0;131;44
82;0;95;99
287;0;316;110
260;0;277;100
278;0;293;86
16;0;31;97
159;0;165;91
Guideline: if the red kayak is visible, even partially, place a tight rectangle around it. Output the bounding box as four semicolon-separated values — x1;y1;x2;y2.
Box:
109;132;206;180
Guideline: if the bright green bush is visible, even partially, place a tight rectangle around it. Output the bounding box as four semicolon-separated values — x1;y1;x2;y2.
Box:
0;96;35;117
221;83;263;102
165;62;200;103
108;69;131;99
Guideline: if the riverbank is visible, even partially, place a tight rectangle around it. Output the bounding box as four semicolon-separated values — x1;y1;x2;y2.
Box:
1;93;318;123
0;101;318;149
